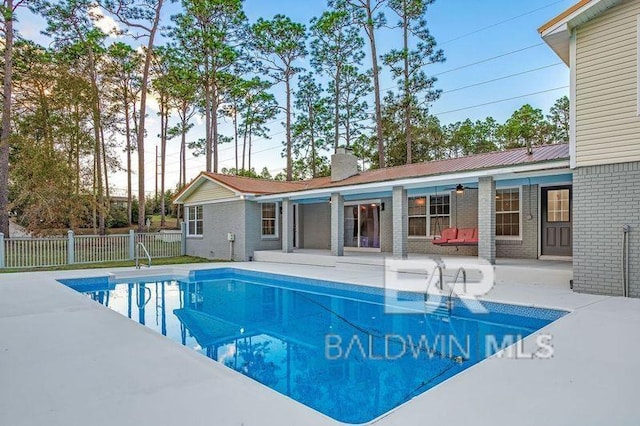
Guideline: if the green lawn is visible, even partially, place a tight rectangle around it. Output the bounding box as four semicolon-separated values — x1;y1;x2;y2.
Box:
0;255;225;273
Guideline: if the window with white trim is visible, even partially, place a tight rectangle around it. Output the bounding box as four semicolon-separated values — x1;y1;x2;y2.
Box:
408;195;450;238
187;205;203;236
496;188;520;237
429;195;450;237
261;203;278;238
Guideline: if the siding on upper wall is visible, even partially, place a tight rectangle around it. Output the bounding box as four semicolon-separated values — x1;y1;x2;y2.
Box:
183;179;237;204
575;0;640;166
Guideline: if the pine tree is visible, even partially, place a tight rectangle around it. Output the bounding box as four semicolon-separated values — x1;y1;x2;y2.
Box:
383;0;444;164
251;15;307;181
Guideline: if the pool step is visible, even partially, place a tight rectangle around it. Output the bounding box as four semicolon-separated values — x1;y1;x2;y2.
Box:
425;300;450;317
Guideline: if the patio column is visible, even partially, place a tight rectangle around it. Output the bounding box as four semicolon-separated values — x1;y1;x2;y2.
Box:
392;186;408;259
282;198;294;253
478;176;496;264
330;193;344;256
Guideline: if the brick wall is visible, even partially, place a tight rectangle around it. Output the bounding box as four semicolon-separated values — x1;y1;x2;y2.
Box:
185;200;246;261
406;185;539;259
380;197;393;252
408;189;478;256
573;162;640;297
496;185;538;259
478;177;496;263
300;203;331;249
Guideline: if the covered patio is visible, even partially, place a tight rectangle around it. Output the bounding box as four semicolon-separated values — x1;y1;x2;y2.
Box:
260;145;572;264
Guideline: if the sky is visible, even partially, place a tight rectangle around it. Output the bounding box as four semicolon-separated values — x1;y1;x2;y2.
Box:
15;0;575;198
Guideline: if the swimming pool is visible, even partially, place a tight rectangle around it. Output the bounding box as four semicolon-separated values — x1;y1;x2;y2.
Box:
60;268;566;424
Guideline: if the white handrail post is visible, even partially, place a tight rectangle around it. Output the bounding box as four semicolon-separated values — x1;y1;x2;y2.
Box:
129;229;136;260
67;230;75;265
180;221;187;256
0;233;5;268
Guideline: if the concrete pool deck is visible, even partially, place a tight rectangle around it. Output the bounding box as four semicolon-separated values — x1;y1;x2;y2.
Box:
0;261;638;425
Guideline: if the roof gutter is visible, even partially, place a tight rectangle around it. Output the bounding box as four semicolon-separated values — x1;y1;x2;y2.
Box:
254;160;570;202
539;0;622;64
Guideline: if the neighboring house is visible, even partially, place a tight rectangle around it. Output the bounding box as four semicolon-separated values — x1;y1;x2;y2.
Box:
175;144;572;263
539;0;640;297
109;196;129;210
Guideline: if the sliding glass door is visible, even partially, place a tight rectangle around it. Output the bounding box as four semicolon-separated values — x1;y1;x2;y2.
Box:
344;201;381;251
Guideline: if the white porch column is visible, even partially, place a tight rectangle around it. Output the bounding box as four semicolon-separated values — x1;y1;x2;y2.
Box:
282;198;294;253
392;186;408;259
478;176;496;264
330;193;344;256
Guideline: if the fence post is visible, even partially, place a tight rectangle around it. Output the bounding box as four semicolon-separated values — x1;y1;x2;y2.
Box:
181;221;187;256
129;229;136;260
0;233;5;268
67;230;75;265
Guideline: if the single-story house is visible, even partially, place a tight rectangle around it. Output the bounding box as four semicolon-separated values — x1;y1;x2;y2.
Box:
175;0;640;299
174;144;572;264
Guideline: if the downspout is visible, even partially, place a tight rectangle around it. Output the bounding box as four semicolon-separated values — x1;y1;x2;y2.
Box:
622;225;631;297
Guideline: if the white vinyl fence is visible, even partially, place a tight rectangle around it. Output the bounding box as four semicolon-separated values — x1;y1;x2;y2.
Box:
0;226;186;269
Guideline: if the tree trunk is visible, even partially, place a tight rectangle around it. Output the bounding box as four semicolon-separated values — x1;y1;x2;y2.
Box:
0;0;14;237
137;0;164;232
204;57;212;172
87;48;106;236
178;110;187;222
233;103;238;172
181;116;186;189
285;75;292;181
125;91;132;225
212;85;219;173
241;117;248;171
366;0;385;168
160;96;167;228
345;83;352;147
248;122;253;172
402;4;412;164
310;102;316;178
74;103;81;194
334;67;340;152
100;125;110;202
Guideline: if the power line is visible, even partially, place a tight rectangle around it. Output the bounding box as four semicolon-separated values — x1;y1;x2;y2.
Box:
441;63;564;94
433;43;545;77
439;0;569;46
215;66;567;162
154;40;552;172
431;86;568;116
220;85;569;161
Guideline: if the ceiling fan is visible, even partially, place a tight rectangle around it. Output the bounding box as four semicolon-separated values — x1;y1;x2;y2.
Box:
440;184;478;195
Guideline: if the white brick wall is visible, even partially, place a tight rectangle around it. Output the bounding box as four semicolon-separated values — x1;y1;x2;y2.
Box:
573;162;640;297
478;177;496;264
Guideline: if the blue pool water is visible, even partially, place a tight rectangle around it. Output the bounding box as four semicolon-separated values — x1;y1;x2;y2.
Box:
60;268;566;424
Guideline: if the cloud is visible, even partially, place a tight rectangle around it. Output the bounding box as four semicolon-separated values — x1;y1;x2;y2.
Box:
88;4;121;37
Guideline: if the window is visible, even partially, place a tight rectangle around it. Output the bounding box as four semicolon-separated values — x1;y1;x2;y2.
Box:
429;195;450;237
408;197;427;237
496;188;520;237
408;195;450;237
261;203;278;237
547;189;570;222
187;205;203;237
